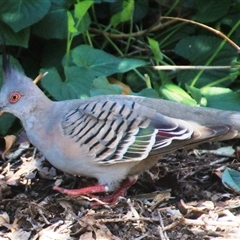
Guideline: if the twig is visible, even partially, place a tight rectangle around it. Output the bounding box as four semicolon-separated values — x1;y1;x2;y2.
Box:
88;18;177;39
158;210;169;240
151;65;240;71
161;16;240;52
162;218;183;231
98;216;158;223
179;158;229;180
33;72;48;84
209;157;230;166
183;217;240;227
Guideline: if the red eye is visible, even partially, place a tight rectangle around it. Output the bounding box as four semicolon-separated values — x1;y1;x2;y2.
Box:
9;92;21;104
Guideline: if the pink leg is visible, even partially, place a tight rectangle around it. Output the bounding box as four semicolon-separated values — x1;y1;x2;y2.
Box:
53;184;108;195
53;177;138;206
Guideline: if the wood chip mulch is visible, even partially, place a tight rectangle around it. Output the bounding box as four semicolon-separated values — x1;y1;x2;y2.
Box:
0;140;240;240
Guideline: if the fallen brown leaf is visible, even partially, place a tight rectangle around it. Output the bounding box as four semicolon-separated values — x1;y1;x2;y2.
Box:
108;77;132;95
0;135;16;160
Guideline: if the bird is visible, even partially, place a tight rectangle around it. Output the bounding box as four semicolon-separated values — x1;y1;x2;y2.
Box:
1;50;240;206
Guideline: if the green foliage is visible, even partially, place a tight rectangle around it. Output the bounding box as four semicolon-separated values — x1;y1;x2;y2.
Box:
0;0;51;31
0;0;240;134
32;0;74;39
222;167;240;192
175;35;239;88
147;37;163;62
159;83;197;106
110;0;148;24
185;0;231;23
0;114;16;136
90;77;122;96
200;87;240;111
41;44;146;100
110;0;134;27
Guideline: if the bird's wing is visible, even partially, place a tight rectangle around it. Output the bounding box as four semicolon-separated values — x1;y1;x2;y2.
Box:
61;99;193;165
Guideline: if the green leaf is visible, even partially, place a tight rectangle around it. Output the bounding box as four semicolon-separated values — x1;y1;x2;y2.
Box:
110;0;134;27
90;77;159;98
95;0;117;2
159;83;197;106
175;35;238;88
41;67;94;100
186;84;207;106
67;11;78;33
147;37;162;62
70;45;147;76
0;0;51;32
0;21;29;47
74;1;94;20
131;88;159;98
192;0;231;23
222;14;240;47
42;45;147;100
90;77;122;96
200;86;240;111
65;66;95;99
32;0;90;39
132;0;148;22
41;68;71;100
110;0;148;23
69;0;93;37
222;168;240;192
126;70;149;92
32;2;68;39
0;113;16;136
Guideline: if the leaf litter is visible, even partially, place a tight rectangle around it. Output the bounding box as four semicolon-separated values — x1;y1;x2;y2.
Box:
1;135;240;239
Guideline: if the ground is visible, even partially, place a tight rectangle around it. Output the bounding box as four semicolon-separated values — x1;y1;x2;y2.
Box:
0;138;240;240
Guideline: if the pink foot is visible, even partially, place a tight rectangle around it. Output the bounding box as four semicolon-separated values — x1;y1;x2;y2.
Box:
91;177;137;207
53;177;137;206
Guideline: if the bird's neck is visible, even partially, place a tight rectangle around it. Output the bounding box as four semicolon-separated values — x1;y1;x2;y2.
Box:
20;91;54;129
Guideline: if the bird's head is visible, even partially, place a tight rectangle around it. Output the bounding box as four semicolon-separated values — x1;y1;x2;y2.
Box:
0;44;48;120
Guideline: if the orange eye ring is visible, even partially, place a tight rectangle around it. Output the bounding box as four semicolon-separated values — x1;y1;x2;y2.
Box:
9;92;21;104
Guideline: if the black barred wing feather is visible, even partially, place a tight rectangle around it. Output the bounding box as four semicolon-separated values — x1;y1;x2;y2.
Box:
61;100;193;165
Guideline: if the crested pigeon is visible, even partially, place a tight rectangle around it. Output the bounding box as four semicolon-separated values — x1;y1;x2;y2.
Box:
1;52;240;206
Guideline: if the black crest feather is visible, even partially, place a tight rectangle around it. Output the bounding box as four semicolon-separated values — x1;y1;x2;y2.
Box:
0;32;11;80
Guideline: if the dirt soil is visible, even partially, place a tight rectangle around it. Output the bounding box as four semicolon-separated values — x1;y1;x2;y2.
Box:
0;139;240;240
